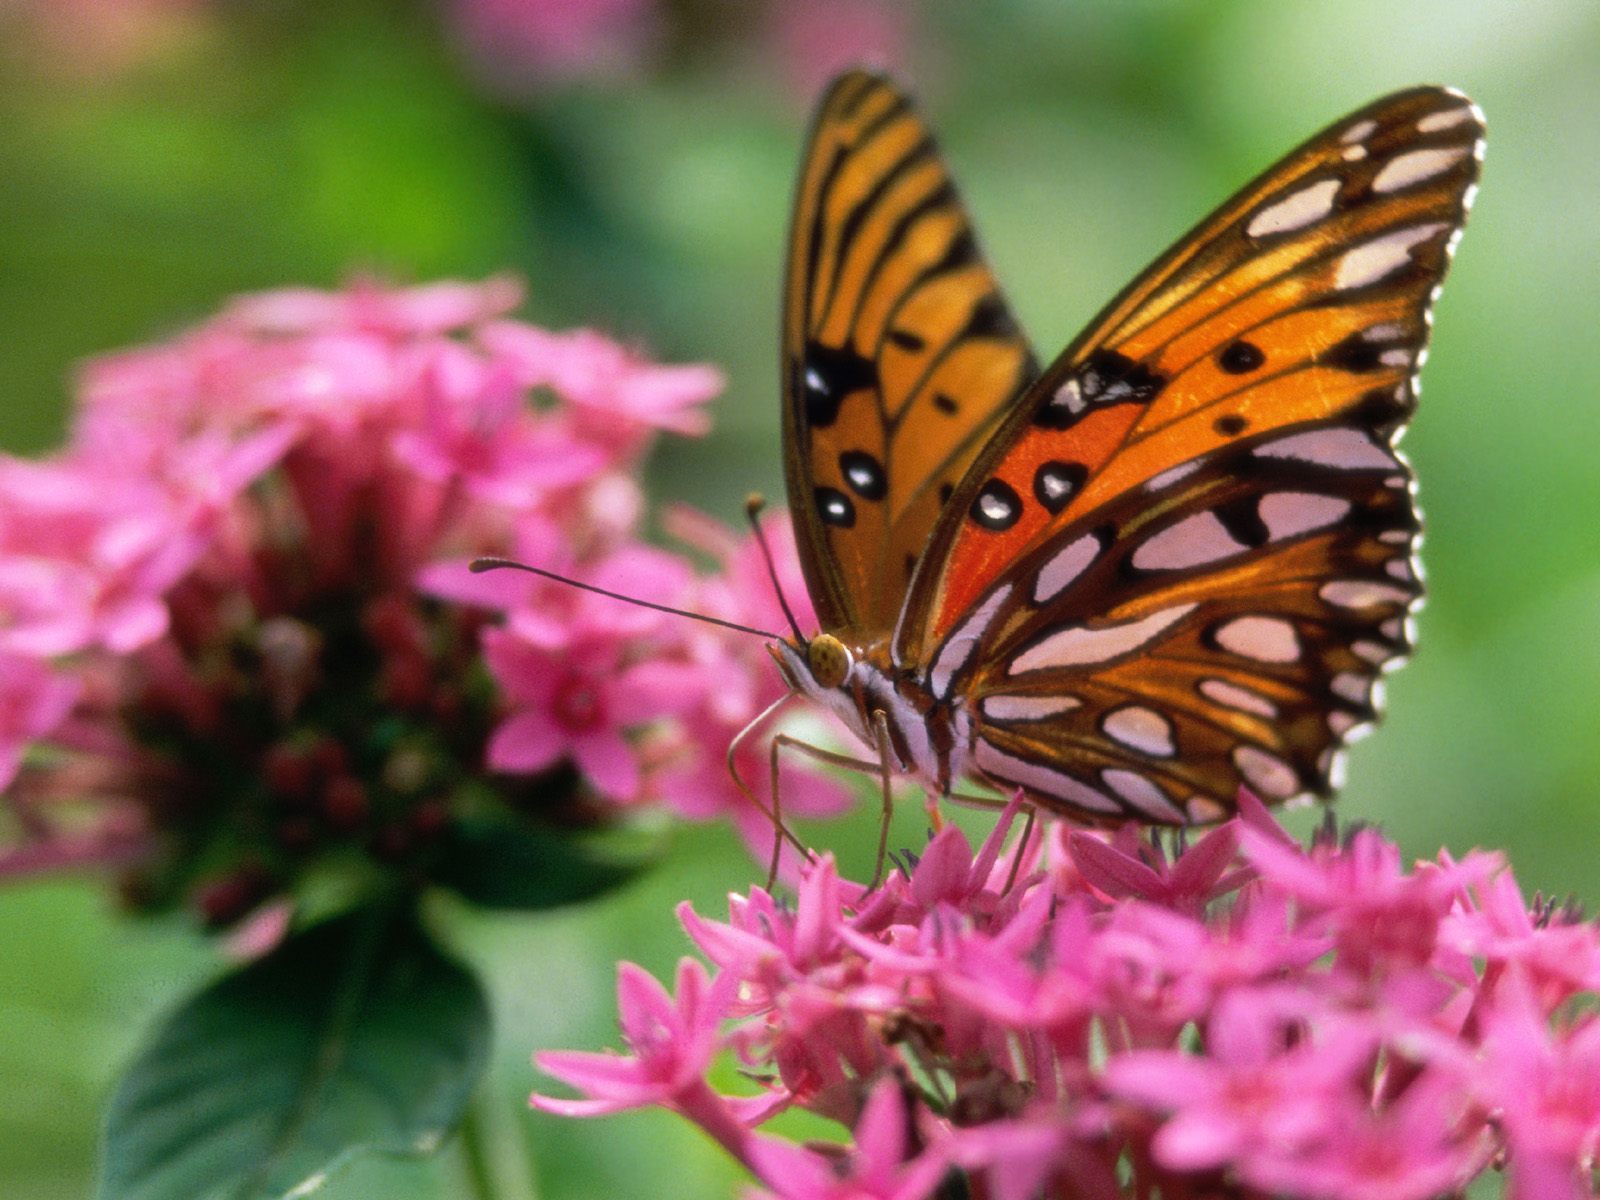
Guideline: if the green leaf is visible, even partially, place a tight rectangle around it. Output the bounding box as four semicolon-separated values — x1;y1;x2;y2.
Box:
433;815;663;912
97;901;490;1200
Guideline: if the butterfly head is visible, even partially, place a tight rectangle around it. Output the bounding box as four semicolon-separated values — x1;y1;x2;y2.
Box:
805;633;854;688
769;632;854;695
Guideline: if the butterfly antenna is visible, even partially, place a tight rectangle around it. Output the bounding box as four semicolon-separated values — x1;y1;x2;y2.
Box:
744;494;806;643
469;558;779;640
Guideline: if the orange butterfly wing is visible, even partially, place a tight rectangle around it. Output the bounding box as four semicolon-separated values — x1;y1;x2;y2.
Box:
893;87;1483;821
782;71;1037;643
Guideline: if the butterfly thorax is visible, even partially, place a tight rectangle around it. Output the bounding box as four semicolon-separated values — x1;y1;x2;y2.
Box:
769;635;971;797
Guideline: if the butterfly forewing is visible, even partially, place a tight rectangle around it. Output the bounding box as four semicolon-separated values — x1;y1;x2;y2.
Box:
893;87;1482;821
783;71;1038;642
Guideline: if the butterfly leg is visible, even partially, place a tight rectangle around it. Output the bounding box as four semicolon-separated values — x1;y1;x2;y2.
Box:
868;709;895;890
726;695;814;888
1002;807;1039;894
943;789;1009;811
766;731;893;889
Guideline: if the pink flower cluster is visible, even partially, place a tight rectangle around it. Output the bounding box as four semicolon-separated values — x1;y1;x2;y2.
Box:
536;795;1600;1200
0;275;835;922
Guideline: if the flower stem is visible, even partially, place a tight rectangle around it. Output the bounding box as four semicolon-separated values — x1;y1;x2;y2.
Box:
458;1099;499;1200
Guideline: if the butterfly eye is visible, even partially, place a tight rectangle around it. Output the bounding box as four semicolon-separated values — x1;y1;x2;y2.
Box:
806;634;853;688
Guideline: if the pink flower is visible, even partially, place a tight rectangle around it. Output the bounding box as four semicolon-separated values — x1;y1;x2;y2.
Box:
480;323;721;442
391;353;606;507
652;509;853;849
0;654;79;791
447;0;657;85
472;542;714;804
540;805;1595;1200
1241;819;1496;976
1242;1068;1489;1200
0;273;747;924
223;276;524;337
534;959;732;1117
764;0;913;101
1067;820;1247;913
745;1079;950;1200
1477;972;1600;1199
1105;989;1371;1171
533;959;781;1156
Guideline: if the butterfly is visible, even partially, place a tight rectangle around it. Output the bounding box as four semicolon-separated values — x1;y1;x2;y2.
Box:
765;71;1482;825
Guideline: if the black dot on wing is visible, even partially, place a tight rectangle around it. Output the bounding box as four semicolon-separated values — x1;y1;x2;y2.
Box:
1032;460;1086;514
886;328;926;352
1214;414;1249;436
1085;349;1166;403
838;450;887;501
933;393;959;416
1217;496;1270;547
799;342;877;428
1351;386;1415;434
815;486;856;528
970;478;1023;531
938;482;954;505
1218;340;1265;374
1324;332;1387;374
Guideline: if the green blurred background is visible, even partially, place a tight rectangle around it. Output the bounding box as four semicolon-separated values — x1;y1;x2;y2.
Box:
1;1;1596;1196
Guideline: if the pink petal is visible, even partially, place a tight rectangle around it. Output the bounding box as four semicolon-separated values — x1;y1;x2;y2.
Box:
572;728;640;800
487;710;566;773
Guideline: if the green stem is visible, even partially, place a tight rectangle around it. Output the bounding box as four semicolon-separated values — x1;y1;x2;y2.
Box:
458;1097;499;1200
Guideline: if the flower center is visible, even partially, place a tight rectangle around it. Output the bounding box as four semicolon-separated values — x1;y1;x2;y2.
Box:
553;676;605;732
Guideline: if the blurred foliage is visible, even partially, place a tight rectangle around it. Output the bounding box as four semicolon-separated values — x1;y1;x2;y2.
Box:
0;0;1596;1197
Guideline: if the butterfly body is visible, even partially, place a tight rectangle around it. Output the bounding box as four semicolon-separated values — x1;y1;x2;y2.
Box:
771;635;972;794
777;72;1483;824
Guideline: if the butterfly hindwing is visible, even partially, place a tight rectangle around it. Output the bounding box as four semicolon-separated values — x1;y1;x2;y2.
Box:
783;70;1037;642
894;87;1483;820
966;426;1420;821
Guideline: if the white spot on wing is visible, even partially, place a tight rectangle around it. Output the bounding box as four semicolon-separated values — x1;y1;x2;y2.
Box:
1258;492;1352;541
1334;224;1447;291
1199;678;1279;719
1034;532;1103;604
1352;640;1392;665
1320;580;1412;609
974;739;1120;814
1373;146;1470;194
1417;107;1475;133
981;694;1081;723
929;584;1013;698
1233;745;1299;799
1053;378;1086;416
1102;769;1185;822
1246;178;1341;238
1187;795;1228;823
1132;512;1245;571
1102;705;1176;757
1331;671;1371;705
1255;428;1398;471
1341;118;1378;144
1009;604;1196;673
1215;616;1300;664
